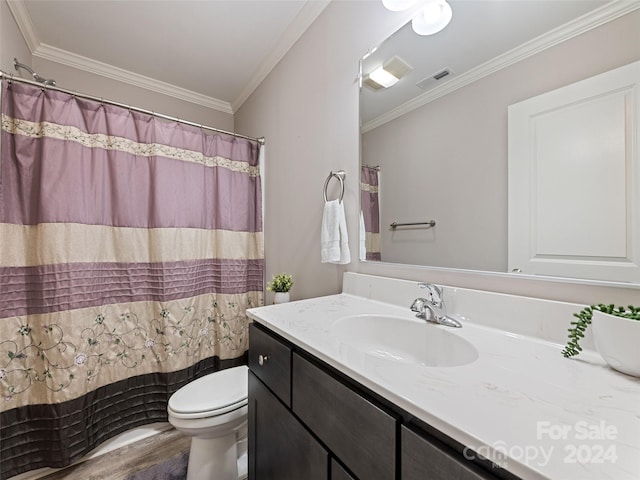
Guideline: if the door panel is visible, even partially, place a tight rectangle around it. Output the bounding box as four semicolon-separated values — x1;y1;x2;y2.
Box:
508;60;640;282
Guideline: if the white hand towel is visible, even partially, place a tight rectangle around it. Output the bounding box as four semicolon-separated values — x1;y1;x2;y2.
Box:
321;200;351;264
359;210;366;261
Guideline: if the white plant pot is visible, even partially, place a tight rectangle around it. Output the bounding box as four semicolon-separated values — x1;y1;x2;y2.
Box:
591;310;640;377
273;292;290;304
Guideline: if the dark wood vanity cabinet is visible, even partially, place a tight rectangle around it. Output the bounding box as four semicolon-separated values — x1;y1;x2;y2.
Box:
248;323;511;480
248;372;328;480
402;425;498;480
293;353;396;480
331;460;356;480
248;324;328;478
248;324;292;407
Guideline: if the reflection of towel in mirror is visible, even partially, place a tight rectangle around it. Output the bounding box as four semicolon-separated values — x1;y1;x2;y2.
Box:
321;200;351;264
359;211;366;261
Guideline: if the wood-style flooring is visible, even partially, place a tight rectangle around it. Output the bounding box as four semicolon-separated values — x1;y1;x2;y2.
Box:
38;428;190;480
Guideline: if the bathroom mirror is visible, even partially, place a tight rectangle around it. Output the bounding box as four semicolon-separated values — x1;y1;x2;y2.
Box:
359;0;640;285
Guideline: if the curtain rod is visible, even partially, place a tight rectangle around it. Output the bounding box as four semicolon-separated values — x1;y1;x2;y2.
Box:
0;69;265;145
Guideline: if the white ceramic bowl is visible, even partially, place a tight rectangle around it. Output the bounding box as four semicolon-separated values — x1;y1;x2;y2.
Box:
591;310;640;377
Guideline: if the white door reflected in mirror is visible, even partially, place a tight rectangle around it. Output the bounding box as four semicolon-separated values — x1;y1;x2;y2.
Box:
508;60;640;283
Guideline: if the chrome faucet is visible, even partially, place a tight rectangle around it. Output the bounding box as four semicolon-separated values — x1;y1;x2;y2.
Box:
410;283;462;328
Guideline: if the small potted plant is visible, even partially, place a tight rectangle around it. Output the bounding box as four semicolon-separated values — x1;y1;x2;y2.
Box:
562;304;640;377
267;273;294;304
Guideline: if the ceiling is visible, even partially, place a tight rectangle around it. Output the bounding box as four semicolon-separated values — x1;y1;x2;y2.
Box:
9;0;635;119
7;0;331;113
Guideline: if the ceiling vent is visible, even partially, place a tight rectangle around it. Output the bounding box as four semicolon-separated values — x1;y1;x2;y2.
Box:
416;67;453;90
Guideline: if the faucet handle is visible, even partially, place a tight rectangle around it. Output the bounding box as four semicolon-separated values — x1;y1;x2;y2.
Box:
418;283;443;307
410;297;428;314
410;298;436;321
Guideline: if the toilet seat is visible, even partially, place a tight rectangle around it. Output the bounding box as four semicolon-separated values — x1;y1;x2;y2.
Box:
168;366;248;420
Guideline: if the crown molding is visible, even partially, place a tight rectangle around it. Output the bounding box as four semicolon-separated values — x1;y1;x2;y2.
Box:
5;0;39;52
33;44;233;114
361;0;640;133
231;0;332;112
7;0;232;113
7;0;329;115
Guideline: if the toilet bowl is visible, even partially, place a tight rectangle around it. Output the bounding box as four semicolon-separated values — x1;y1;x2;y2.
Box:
168;365;248;480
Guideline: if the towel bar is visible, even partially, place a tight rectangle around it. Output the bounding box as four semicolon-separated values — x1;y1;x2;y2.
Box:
390;220;436;229
323;170;346;202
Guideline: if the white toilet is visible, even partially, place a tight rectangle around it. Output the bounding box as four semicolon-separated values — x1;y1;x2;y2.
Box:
167;365;249;480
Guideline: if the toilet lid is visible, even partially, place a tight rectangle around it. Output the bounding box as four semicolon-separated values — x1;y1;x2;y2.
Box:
169;366;248;415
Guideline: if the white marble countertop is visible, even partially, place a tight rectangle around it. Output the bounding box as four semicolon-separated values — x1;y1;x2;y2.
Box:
247;293;640;480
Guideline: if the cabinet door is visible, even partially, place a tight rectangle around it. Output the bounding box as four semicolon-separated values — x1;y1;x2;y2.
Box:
402;426;497;480
248;371;328;480
331;460;356;480
293;354;396;480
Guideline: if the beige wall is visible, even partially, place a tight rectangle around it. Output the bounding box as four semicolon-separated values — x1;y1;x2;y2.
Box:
235;1;408;302
0;0;31;73
363;11;640;272
32;57;234;130
236;0;640;306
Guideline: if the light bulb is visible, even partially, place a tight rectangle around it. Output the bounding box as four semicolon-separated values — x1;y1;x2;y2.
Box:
411;0;453;35
382;0;420;12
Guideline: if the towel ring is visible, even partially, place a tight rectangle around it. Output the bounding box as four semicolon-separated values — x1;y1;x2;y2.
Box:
323;170;346;202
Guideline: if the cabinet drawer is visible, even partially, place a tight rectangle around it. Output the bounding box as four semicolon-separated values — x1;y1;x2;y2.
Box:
249;324;291;407
292;353;396;480
402;425;496;480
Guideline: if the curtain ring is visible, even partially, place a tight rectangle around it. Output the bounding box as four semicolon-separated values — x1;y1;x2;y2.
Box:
323;170;346;202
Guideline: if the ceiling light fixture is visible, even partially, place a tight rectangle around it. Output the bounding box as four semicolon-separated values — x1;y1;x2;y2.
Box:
412;0;453;35
368;66;400;88
382;0;453;36
363;56;413;91
381;0;420;11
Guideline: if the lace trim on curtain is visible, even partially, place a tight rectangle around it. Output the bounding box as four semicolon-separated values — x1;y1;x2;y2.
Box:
1;115;260;176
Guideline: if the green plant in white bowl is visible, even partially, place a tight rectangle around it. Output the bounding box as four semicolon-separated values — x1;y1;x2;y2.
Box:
563;304;640;377
267;273;293;293
267;273;293;304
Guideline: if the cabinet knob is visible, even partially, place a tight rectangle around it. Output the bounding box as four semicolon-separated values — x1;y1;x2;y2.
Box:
258;354;269;366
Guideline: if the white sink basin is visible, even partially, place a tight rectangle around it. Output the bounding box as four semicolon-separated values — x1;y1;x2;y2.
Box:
332;314;478;367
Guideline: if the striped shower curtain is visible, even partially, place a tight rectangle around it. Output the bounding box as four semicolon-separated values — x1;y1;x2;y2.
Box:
360;166;381;261
0;82;263;479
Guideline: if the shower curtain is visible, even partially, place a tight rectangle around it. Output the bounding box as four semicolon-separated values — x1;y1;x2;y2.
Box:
360;166;381;261
0;82;263;479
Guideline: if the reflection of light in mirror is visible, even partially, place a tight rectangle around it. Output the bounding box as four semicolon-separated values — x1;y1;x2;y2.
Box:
369;66;400;88
412;0;453;35
381;0;453;36
382;0;420;12
361;46;378;61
